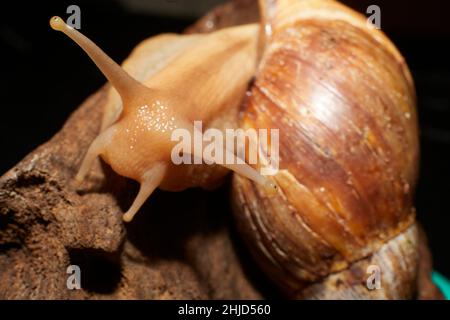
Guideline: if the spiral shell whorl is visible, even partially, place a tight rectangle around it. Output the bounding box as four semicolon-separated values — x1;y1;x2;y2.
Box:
232;0;419;298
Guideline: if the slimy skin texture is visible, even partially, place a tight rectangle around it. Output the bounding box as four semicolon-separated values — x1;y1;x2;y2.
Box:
49;16;275;222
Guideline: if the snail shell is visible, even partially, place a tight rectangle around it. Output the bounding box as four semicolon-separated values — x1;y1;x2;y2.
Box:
232;0;420;299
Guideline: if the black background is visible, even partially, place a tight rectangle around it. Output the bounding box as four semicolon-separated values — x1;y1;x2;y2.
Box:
0;0;449;280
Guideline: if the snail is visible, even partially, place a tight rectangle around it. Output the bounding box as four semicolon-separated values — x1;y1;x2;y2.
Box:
50;0;420;299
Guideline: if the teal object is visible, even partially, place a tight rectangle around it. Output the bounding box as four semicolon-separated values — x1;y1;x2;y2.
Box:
432;271;450;300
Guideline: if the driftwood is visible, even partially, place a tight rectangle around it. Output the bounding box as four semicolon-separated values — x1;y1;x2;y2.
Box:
0;0;443;299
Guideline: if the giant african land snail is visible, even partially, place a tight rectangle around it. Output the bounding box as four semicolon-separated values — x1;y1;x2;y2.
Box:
51;0;420;299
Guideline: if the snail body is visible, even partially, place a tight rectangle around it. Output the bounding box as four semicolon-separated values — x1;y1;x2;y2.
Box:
50;16;276;222
50;0;420;299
